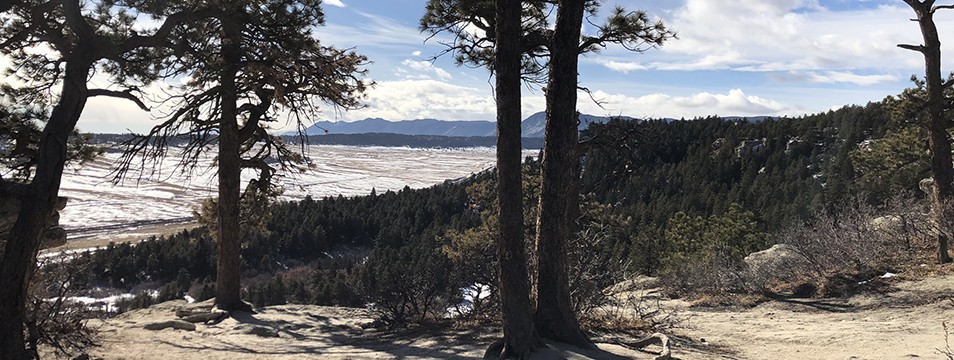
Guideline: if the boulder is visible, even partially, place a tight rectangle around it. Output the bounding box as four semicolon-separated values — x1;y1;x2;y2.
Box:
0;194;69;257
743;244;810;285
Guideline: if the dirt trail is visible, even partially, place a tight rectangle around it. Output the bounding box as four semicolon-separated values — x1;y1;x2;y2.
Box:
57;271;954;359
79;301;667;359
669;271;954;359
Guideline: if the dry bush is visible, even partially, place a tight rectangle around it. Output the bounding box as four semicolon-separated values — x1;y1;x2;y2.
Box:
659;254;752;297
940;321;954;360
657;195;932;301
759;195;930;297
26;258;98;358
568;224;690;336
569;226;627;317
581;276;687;338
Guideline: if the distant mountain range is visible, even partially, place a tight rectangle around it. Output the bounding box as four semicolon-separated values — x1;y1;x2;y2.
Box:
292;111;637;138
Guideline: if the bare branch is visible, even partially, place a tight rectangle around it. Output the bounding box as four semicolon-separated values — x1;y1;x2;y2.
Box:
899;43;926;53
943;78;954;90
88;88;150;111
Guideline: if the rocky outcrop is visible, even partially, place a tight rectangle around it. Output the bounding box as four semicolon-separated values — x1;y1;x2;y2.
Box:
0;190;68;257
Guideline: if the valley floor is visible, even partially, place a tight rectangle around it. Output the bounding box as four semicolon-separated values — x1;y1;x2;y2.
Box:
61;268;954;360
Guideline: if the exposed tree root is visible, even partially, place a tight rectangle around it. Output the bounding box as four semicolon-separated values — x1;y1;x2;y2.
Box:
175;310;228;324
483;339;505;359
630;333;672;360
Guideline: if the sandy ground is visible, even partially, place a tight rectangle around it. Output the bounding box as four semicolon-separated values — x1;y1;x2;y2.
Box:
667;270;954;360
78;301;669;360
63;270;954;360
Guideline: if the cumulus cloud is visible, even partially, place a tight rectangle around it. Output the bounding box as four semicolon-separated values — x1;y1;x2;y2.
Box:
331;79;496;121
576;89;806;119
310;82;804;127
411;50;422;56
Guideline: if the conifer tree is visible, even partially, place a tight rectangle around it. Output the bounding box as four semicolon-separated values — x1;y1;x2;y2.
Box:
899;0;954;263
0;1;214;357
490;0;542;356
421;0;673;349
116;0;368;311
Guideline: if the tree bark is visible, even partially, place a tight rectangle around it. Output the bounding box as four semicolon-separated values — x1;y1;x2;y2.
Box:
214;15;251;312
490;0;541;357
904;0;954;264
0;53;93;359
533;0;590;348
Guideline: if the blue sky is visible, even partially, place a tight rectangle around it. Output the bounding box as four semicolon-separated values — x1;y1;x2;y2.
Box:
76;0;954;132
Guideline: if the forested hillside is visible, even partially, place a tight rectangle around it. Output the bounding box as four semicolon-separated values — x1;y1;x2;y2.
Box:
583;102;894;229
61;100;921;316
579;101;910;273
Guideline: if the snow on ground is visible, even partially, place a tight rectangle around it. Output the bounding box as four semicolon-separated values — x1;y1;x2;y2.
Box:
58;145;528;240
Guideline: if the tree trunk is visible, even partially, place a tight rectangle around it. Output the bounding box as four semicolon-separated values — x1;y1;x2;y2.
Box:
0;54;93;359
905;0;954;264
214;16;251;312
533;0;590;348
490;0;541;357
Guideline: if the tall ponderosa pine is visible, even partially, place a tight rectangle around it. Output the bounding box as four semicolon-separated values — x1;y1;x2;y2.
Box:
422;0;673;347
115;0;368;311
533;0;589;346
489;0;543;357
0;1;213;357
534;1;671;346
899;0;954;264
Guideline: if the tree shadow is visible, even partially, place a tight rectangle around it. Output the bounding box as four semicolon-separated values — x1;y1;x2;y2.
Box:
153;308;495;359
765;293;855;313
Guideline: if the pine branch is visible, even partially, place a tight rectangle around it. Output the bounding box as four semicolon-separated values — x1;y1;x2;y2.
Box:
88;88;150;111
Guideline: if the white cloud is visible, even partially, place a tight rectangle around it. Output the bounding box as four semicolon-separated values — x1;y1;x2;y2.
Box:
773;70;898;85
320;11;427;49
576;89;806;119
331;79;495;121
324;0;346;8
318;82;804;125
411;50;422;57
594;59;647;73
397;59;453;81
617;1;946;75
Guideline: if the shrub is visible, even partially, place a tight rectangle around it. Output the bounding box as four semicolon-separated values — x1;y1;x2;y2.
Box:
26;258;97;358
357;238;461;325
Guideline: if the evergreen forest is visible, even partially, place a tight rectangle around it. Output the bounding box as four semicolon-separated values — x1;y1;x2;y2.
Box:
54;98;925;319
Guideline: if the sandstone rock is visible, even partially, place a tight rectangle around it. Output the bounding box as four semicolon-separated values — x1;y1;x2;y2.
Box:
744;244;810;285
0;195;69;257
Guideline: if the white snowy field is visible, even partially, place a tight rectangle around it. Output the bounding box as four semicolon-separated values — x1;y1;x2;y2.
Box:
57;145;530;239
